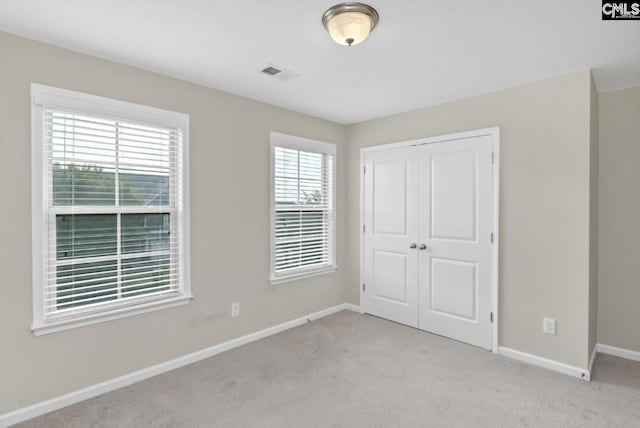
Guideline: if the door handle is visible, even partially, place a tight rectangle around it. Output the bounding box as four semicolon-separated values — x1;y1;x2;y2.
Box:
409;243;417;249
419;244;427;250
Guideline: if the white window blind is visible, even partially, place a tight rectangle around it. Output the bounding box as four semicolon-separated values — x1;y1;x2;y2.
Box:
32;85;191;334
271;134;336;282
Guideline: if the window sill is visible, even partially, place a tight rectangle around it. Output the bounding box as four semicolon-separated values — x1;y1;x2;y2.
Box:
31;294;194;336
270;266;338;285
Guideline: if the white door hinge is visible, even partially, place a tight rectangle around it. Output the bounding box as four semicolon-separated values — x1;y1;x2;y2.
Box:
490;312;494;323
362;283;366;292
490;232;494;243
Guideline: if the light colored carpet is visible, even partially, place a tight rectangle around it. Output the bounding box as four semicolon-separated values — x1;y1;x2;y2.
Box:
15;311;640;427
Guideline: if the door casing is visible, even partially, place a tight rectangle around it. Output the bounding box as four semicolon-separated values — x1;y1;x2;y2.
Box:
359;127;500;353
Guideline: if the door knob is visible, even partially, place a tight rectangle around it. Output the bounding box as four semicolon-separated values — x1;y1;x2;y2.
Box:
419;244;427;250
409;243;417;249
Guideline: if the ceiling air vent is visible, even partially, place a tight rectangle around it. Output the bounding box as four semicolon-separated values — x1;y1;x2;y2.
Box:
262;66;281;76
261;64;299;82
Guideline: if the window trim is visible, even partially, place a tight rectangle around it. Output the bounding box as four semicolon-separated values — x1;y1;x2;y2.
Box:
269;132;337;285
31;84;192;335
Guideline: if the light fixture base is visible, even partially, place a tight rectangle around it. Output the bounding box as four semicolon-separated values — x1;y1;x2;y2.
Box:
322;3;380;31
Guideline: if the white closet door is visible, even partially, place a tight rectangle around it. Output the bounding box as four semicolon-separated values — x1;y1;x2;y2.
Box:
362;146;419;328
418;136;494;350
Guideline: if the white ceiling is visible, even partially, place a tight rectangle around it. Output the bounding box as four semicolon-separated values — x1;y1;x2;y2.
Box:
1;0;639;124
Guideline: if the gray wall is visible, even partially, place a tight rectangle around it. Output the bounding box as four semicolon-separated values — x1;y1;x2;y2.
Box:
598;86;640;352
345;71;594;369
0;32;347;414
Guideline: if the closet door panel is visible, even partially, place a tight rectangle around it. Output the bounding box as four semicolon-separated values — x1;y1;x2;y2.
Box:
418;136;494;350
362;146;419;328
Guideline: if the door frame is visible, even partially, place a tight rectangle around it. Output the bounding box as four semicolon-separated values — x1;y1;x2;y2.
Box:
359;127;500;353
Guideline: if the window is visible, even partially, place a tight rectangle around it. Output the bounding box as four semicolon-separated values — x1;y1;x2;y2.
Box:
31;84;191;335
270;133;337;284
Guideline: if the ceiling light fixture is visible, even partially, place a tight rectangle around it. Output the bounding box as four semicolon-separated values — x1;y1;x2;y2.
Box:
322;2;379;47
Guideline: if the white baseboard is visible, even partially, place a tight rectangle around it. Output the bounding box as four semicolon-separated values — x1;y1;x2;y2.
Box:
343;302;362;313
597;343;640;362
0;303;361;428
498;346;590;381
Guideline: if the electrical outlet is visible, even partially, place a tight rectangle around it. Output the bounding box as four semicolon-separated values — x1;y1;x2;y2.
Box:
543;318;556;335
231;302;240;317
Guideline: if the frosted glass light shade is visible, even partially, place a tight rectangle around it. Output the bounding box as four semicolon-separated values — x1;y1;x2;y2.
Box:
322;3;379;47
326;11;373;46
